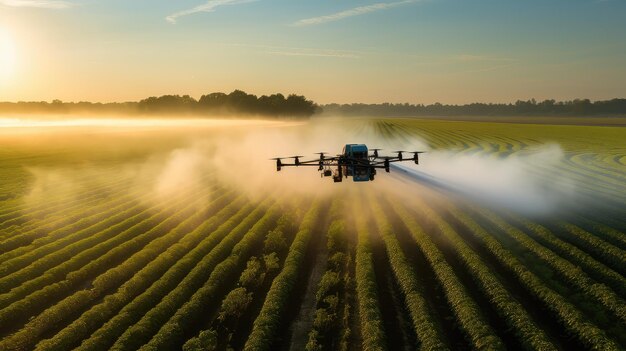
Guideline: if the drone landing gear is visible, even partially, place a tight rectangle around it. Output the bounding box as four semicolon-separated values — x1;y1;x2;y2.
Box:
333;168;343;182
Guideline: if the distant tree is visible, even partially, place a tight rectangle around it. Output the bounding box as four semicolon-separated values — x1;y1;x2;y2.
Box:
138;94;197;113
2;94;625;117
319;98;626;117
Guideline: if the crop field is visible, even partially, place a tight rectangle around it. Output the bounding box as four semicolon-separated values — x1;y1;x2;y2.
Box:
0;117;624;351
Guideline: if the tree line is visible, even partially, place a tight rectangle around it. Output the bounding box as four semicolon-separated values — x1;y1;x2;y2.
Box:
0;90;318;118
321;98;626;117
2;94;625;118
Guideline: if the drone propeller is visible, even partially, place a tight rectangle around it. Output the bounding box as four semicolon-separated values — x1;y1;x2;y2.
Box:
370;148;382;158
314;152;328;170
270;157;284;171
314;152;328;160
392;150;408;160
288;155;304;166
410;151;426;164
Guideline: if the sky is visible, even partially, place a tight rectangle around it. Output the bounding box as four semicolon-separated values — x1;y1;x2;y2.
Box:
0;0;625;104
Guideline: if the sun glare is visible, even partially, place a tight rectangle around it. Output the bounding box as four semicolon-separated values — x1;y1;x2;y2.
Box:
0;28;17;82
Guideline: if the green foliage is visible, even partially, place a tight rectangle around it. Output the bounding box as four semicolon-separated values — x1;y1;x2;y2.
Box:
218;287;253;323
238;257;265;290
183;329;218;351
472;209;622;350
36;197;247;351
243;200;322;351
327;252;347;272
323;294;339;311
401;200;556;350
0;191;238;351
312;308;336;332
326;220;346;253
315;271;340;304
305;330;322;351
263;252;280;272
139;203;281;351
353;207;387;351
264;227;287;254
370;198;451;350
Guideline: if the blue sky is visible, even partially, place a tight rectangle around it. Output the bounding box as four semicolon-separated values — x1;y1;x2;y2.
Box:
0;0;625;103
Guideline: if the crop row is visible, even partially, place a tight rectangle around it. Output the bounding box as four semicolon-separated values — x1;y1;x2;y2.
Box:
0;188;225;319
0;177;141;254
184;212;297;351
0;182;219;289
554;222;625;276
0;173;176;265
0;187;218;320
500;214;626;324
0;196;146;289
352;202;386;351
306;200;352;351
451;208;621;350
243;199;323;351
368;197;450;350
0;165;129;228
0;169;133;237
0;191;231;349
400;201;556;350
136;202;283;351
36;197;256;351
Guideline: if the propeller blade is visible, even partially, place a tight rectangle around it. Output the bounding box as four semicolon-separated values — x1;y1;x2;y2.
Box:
315;152;328;160
410;151;425;164
392;150;406;160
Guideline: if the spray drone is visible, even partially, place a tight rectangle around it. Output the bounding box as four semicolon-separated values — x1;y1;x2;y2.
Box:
272;144;424;182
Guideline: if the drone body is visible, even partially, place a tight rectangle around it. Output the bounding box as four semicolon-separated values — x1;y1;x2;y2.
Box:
272;144;424;183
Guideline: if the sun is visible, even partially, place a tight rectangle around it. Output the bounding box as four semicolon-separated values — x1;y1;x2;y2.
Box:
0;28;17;81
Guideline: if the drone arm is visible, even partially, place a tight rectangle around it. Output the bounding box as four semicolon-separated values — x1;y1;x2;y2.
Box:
278;163;325;167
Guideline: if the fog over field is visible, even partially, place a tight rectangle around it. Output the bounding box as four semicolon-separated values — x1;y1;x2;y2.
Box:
5;116;580;217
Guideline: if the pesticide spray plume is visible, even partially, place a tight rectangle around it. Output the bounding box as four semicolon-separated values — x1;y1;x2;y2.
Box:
391;144;577;216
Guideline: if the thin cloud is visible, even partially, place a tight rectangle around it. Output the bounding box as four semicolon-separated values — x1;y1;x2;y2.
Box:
223;43;362;58
464;63;517;73
291;0;421;27
454;54;516;62
0;0;74;8
166;0;257;24
264;51;360;59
